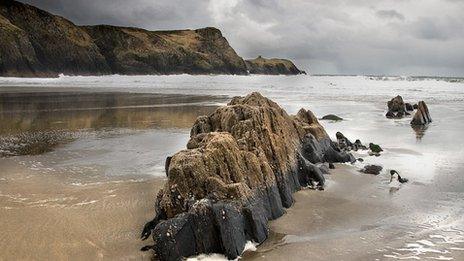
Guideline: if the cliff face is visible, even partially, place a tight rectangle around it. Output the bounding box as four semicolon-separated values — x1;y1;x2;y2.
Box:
142;93;354;260
0;0;110;77
0;0;251;76
245;56;305;75
83;26;248;75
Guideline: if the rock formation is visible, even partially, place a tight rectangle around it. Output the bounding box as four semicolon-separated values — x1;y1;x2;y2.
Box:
411;101;432;125
245;56;305;75
335;132;367;151
321;114;343;121
141;92;354;260
360;165;383;175
386;95;409;118
0;1;302;77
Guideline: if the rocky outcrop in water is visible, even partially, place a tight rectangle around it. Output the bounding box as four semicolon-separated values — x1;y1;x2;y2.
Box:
245;56;305;75
0;1;301;77
411;101;432;125
321;114;343;121
141;92;354;260
386;95;409;118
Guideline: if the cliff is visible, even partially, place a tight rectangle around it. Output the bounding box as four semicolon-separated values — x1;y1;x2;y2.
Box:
0;1;303;77
141;92;354;260
245;56;305;75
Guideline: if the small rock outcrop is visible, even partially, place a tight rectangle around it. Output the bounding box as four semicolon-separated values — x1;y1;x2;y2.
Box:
321;114;343;121
411;101;432;125
245;56;305;75
360;165;383;175
141;92;354;260
335;132;367;151
386;95;409;118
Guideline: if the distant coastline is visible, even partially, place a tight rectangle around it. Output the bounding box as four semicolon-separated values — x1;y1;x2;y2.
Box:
0;1;304;77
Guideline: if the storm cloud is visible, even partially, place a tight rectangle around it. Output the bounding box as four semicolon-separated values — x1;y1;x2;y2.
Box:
19;0;464;76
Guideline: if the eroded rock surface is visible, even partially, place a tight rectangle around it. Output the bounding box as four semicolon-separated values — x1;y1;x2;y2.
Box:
142;92;354;260
411;101;432;125
386;95;409;118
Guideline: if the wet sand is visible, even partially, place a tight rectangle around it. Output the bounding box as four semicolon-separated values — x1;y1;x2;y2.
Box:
244;165;464;261
0;157;164;260
1;78;464;260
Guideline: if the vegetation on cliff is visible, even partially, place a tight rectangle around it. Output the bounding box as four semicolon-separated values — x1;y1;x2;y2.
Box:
0;1;303;77
245;56;305;75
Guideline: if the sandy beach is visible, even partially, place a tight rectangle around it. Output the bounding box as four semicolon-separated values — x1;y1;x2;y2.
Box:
1;75;463;260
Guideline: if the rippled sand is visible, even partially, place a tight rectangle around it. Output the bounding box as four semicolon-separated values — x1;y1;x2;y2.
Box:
0;157;164;260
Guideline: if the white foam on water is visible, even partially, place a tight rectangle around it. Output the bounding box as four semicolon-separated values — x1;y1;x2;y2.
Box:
186;241;257;261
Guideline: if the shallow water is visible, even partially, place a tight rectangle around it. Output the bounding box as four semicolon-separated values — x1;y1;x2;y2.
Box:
0;75;463;260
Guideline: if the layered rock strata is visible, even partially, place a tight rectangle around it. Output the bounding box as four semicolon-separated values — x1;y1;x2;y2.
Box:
141;92;354;260
411;101;432;125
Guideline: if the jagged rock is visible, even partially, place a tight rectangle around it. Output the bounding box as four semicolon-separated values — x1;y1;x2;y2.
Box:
335;132;367;151
405;103;414;111
321;114;343;121
336;132;353;150
360;165;383;175
142;92;354;260
386;95;407;118
411;101;432;125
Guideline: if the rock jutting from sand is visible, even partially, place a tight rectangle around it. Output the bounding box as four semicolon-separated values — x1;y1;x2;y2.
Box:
321;114;343;121
335;132;367;151
360;165;383;175
411;101;432;125
141;92;354;260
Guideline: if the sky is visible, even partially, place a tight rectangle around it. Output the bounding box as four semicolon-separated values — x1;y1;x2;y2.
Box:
19;0;464;76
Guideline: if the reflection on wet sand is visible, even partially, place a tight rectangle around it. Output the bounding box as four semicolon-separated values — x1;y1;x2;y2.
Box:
0;91;222;134
0;91;220;156
0;90;222;260
411;124;429;140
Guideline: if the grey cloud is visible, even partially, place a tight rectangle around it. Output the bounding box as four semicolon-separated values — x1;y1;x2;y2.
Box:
376;10;405;21
18;0;464;76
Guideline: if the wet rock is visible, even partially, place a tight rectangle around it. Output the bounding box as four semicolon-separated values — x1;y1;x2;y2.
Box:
336;132;353;150
411;101;432;125
369;143;383;154
321;114;343;121
405;103;414;111
413;104;418;110
316;163;331;174
335;132;367;151
360;165;383;175
142;92;354;260
328;162;335;169
386;95;407;118
357;158;364;162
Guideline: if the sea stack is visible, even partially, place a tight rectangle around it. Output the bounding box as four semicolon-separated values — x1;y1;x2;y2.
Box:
141;92;354;260
386;95;408;118
411;101;432;125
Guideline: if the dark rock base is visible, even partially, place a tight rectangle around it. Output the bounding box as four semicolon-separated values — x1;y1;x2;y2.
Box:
145;135;353;260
